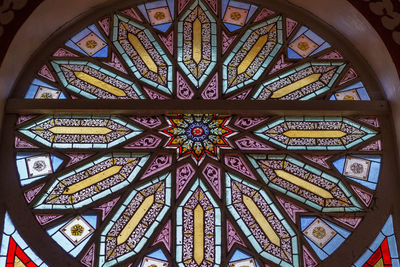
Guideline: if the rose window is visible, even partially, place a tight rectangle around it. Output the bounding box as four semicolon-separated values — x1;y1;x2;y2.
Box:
1;0;398;267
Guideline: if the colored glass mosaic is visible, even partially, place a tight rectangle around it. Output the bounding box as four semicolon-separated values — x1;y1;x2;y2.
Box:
11;0;388;266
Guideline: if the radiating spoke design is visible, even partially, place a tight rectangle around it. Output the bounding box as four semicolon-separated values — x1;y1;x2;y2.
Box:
248;154;363;212
176;179;221;266
10;0;386;266
226;173;299;266
99;173;171;266
19;116;142;148
177;0;217;88
222;17;283;94
254;116;377;150
113;15;173;94
34;153;149;209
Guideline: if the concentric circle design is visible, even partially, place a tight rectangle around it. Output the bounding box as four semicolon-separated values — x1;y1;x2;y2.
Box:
186;122;209;141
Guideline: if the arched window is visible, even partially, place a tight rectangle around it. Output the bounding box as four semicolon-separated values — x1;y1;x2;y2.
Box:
0;0;398;266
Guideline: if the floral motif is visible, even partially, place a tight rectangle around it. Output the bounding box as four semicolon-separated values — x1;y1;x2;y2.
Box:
162;114;234;162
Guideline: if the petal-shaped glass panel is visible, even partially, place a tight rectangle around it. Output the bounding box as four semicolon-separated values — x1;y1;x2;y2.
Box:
177;0;217;88
18;116;142;148
248;154;363;212
99;173;171;266
51;61;145;99
254;116;377;150
222;16;283;94
113;15;173;94
252;62;346;100
226;172;299;267
176;179;221;266
34;153;149;209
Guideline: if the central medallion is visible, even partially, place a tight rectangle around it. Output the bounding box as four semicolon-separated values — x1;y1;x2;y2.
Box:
162;114;234;162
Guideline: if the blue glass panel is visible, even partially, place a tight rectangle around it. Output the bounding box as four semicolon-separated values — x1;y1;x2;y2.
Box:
65;24;108;57
0;212;48;266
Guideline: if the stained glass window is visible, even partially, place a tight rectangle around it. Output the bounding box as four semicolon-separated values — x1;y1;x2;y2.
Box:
2;0;398;266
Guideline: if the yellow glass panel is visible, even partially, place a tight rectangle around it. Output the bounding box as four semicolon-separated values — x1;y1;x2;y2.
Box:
128;33;158;73
274;170;334;199
237;34;268;75
271;73;321;98
243;195;281;247
74;72;127;97
49;126;113;135
63;165;123;195
193;204;204;265
14;256;27;267
117;194;155;245
193;18;202;64
373;258;384;267
283;130;347;138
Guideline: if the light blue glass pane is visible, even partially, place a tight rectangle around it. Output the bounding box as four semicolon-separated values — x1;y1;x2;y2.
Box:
300;217;316;231
225;23;242;32
324;219;350;237
221;0;229;14
4;213;15;235
230;249;251;261
323;235;345;255
310;42;331;55
71;28;91;42
381;215;394;236
388;235;399;258
287;47;302;59
51;155;64;171
83;215;97;229
93;46;109;57
147;249;168;261
247;5;258;21
348;177;376;190
65;40;87;55
291;26;307;40
70;237;91;257
333;157;345;173
370;232;385;252
392;259;400;267
0;235;10;255
357;88;371;100
154;23;172;32
368;162;381;183
304;29;325;45
305;236;329;260
51;232;74;252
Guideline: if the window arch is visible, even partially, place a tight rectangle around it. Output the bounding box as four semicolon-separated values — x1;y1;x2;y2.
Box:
0;0;399;266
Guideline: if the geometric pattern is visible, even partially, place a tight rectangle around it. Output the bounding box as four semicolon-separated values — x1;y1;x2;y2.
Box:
18;116;143;148
99;173;171;266
255;116;377;150
301;216;350;260
252;62;346;100
177;0;217;88
11;0;386;266
226;173;299;266
176;179;221;266
222;16;283;95
162;114;234;162
13;113;382;266
113;15;174;95
353;215;399;266
249;154;363;212
0;212;48;266
34;153;149;209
